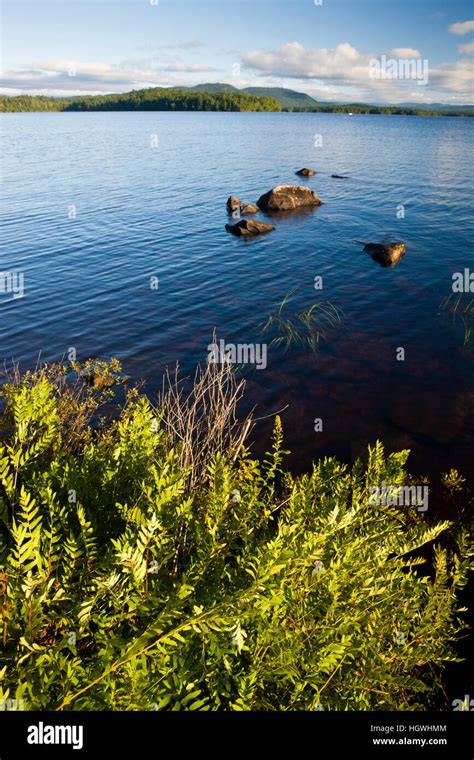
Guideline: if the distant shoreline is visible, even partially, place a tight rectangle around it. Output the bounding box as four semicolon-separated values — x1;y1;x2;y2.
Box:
1;87;473;117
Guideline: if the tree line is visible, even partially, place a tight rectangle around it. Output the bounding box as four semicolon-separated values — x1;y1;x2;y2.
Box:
1;87;472;116
0;88;282;113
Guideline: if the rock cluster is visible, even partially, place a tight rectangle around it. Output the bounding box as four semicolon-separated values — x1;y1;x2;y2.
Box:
225;173;406;264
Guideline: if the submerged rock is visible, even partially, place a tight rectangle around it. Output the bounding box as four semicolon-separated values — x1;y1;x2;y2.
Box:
240;203;259;215
257;185;322;212
363;242;406;268
226;196;259;215
296;167;316;177
225;219;275;237
226;195;241;211
85;374;116;389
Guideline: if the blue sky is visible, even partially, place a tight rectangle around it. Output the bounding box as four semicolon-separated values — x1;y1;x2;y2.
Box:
1;0;473;103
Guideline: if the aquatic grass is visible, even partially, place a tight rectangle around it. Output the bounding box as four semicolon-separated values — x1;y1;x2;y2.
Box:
260;289;344;353
439;294;474;345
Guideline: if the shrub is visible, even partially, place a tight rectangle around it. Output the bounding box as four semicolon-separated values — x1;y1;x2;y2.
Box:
0;365;471;711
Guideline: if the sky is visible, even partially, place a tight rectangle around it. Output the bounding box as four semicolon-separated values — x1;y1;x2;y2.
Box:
1;0;474;104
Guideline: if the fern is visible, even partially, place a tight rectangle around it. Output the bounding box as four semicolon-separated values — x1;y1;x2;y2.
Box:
0;369;471;712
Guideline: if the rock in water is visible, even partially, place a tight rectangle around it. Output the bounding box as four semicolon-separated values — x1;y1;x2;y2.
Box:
225;219;275;237
85;374;116;389
332;174;349;179
240;203;259;215
363;242;406;268
226;197;258;215
296;167;316;177
226;195;241;211
257;185;322;212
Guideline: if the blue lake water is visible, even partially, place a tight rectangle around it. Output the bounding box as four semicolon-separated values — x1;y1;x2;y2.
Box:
1;111;473;486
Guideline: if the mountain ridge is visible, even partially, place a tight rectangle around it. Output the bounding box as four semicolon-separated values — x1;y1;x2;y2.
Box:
186;83;318;110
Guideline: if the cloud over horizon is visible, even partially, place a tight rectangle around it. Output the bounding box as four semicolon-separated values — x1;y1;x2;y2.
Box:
1;37;473;104
240;41;473;103
0;58;223;97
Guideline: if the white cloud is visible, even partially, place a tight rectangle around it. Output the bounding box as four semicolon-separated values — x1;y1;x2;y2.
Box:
458;41;474;55
387;48;422;59
242;42;371;81
241;42;423;86
163;63;219;73
241;41;473;104
449;20;474;35
429;58;474;96
0;59;221;95
136;41;206;52
1;41;472;105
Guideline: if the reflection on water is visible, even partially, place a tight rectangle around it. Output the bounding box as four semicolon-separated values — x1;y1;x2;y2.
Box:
1;111;473;502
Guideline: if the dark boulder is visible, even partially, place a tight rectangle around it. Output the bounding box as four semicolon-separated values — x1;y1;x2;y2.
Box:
257;185;322;212
296;167;316;177
85;374;116;389
240;203;259;215
226;195;241;211
225;219;275;237
363;242;406;268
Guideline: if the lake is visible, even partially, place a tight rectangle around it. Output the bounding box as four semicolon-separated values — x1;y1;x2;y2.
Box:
1;111;473;498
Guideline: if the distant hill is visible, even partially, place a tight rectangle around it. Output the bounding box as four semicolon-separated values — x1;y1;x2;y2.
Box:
187;83;317;110
187;83;239;93
242;87;317;110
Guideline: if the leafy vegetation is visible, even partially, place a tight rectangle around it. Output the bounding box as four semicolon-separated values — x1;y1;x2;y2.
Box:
0;362;472;711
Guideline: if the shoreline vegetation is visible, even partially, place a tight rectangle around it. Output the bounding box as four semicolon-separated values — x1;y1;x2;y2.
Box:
0;359;472;710
1;86;473;116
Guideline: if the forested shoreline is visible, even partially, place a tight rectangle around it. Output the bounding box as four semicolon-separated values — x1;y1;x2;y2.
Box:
0;89;282;113
1;87;473;116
